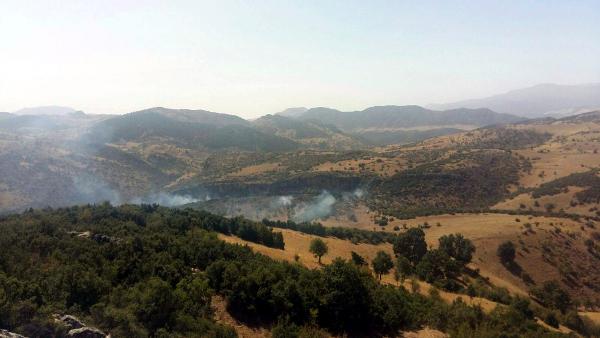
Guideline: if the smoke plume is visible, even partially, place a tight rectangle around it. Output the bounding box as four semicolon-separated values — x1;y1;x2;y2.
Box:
293;191;336;222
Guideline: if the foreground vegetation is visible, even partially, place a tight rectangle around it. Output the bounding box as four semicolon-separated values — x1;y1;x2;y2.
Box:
0;204;588;337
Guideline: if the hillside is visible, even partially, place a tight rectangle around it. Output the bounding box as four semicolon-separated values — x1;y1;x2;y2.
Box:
252;114;365;149
0;204;592;337
433;83;600;118
89;109;298;152
288;105;523;145
3;110;600;336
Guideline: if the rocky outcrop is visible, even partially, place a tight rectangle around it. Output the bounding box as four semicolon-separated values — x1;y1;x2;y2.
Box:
0;329;27;338
66;327;107;338
53;314;108;338
56;315;85;329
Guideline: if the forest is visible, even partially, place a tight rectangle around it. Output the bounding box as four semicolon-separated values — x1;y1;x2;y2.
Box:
0;204;577;337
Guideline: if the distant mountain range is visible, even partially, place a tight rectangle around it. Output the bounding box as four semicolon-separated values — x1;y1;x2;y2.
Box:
275;105;522;145
431;83;600;118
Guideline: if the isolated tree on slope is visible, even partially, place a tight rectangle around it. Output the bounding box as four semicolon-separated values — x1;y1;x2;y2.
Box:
497;241;516;264
372;251;394;280
439;233;475;266
393;228;427;266
309;238;328;264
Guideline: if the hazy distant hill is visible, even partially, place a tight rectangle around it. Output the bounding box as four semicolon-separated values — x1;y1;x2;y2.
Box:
136;107;250;126
89;108;298;152
0;112;105;132
13;105;78;116
253;114;364;149
278;105;522;145
298;105;521;130
275;107;308;118
432;83;600;117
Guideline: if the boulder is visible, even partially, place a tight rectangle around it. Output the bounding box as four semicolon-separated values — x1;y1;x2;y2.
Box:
52;314;108;338
55;315;85;330
0;329;27;338
66;327;107;338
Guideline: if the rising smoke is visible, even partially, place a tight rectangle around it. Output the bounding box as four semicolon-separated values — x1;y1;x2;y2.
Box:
292;191;337;222
130;192;208;207
72;176;206;207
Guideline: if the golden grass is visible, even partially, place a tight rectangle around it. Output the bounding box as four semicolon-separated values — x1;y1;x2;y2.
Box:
579;311;600;324
219;228;502;313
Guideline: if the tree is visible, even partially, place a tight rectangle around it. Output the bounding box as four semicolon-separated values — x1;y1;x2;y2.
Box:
135;277;177;333
497;241;516;264
416;249;459;285
350;251;367;266
372;251;394;280
531;280;572;313
394;255;413;285
320;258;371;332
309;238;328;264
438;234;475;266
393;228;427;266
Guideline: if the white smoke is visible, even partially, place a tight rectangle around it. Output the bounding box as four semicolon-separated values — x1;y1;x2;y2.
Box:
353;188;365;198
130;192;209;207
73;176;122;205
293;191;336;222
73;175;207;207
277;195;294;207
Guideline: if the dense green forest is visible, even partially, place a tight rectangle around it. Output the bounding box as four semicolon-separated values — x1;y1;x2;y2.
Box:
0;204;575;337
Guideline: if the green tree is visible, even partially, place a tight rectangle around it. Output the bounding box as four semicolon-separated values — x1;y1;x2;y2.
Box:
350;251;367;266
497;241;516;264
372;251;394;280
438;234;475;266
416;249;459;284
320;258;371;332
393;228;427;266
531;280;572;313
394;255;413;285
309;238;328;264
135;277;177;333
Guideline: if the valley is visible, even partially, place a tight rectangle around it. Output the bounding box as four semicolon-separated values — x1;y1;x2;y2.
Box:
2;106;600;337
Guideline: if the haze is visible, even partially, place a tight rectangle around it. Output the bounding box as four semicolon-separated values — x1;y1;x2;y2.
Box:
1;0;599;118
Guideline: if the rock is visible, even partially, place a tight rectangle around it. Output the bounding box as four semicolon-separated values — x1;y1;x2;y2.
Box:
0;329;27;338
52;314;108;338
91;233;112;243
66;327;107;338
55;314;85;330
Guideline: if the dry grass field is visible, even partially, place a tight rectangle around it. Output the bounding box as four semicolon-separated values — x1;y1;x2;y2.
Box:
220;228;502;313
319;210;600;302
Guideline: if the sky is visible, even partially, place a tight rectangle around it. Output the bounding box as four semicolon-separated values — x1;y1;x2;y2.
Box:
1;0;599;118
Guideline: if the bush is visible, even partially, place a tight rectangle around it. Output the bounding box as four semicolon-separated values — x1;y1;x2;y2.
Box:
497;241;516;264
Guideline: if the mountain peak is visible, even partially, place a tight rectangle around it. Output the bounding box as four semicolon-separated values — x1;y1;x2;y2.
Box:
431;83;600;117
14;105;78;116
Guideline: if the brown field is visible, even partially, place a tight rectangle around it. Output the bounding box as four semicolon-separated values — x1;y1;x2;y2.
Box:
515;148;600;188
580;311;600;324
323;210;600;302
492;186;600;216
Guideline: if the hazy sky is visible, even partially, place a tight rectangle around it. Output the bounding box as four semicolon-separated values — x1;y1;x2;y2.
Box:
1;0;599;118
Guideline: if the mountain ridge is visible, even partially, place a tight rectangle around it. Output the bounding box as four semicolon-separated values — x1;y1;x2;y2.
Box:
431;83;600;117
